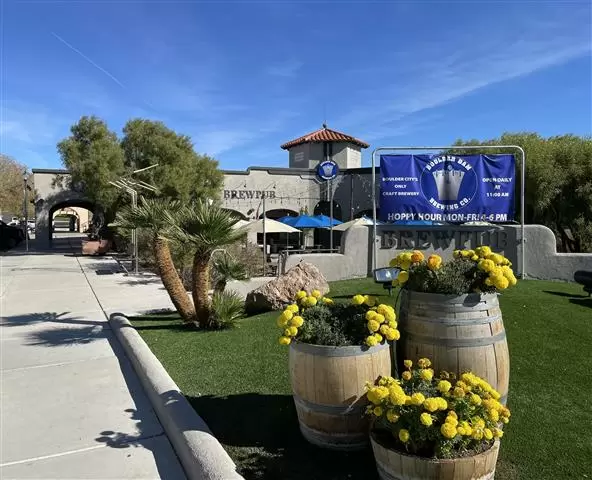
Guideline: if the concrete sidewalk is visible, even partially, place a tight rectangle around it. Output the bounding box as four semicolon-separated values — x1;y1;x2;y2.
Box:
0;243;185;479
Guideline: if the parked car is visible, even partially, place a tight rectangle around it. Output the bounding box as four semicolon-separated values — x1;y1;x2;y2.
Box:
0;220;25;250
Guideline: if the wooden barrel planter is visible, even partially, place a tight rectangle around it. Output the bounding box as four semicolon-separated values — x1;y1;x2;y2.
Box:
289;341;392;450
371;433;500;480
398;290;510;404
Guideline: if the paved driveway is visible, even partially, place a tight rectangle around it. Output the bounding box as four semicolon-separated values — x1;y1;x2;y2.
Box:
0;241;185;479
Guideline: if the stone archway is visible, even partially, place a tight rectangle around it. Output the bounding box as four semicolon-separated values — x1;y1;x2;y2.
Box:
35;191;98;250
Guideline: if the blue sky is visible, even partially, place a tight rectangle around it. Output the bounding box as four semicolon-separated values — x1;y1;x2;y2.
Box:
1;0;591;171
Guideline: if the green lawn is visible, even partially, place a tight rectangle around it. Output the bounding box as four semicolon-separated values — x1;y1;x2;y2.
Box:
131;279;592;480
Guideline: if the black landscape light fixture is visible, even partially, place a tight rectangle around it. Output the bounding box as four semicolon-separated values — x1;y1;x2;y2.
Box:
373;267;400;296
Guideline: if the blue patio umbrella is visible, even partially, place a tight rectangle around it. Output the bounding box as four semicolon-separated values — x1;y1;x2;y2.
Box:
278;215;325;228
313;214;343;227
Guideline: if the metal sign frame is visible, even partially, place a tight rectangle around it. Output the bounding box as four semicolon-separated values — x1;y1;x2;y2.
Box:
371;145;526;277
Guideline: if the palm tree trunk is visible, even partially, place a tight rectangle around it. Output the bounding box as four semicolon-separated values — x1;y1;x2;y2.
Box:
192;253;211;328
154;236;196;324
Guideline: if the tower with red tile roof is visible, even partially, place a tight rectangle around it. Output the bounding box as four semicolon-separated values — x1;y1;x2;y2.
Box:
281;124;369;170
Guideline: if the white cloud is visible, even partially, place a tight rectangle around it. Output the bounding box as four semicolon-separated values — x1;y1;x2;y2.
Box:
337;14;592;135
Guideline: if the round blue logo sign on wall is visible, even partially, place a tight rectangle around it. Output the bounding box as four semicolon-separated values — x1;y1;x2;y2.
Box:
317;160;339;181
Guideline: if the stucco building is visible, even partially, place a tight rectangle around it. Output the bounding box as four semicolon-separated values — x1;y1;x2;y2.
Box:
32;125;378;249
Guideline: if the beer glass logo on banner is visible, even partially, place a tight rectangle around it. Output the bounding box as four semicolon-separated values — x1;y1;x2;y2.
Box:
419;155;478;211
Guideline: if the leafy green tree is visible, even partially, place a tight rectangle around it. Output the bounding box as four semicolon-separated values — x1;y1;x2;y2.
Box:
452;133;592;252
57;116;126;219
114;197;196;324
121;119;223;203
0;154;34;218
169;202;246;329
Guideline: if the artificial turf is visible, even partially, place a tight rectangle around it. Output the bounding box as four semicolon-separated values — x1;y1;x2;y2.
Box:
131;279;592;480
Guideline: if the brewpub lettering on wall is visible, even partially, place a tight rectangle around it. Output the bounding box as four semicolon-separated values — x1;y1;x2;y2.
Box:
223;190;276;200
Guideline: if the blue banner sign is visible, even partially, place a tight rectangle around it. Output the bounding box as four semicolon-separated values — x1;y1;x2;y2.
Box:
380;154;516;223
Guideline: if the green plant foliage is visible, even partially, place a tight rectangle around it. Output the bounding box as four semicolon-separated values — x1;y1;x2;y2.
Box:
297;304;368;346
210;290;245;329
452;133;592;252
212;253;249;293
405;260;488;295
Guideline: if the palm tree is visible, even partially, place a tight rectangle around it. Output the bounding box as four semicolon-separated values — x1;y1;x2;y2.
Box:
170;202;246;328
212;252;248;293
114;197;196;324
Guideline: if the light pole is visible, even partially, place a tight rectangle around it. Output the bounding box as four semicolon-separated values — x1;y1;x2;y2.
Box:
23;170;29;252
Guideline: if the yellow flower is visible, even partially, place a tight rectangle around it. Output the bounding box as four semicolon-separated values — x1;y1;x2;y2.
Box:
487;253;505;265
385;311;396;323
296;290;307;300
427;254;442;270
278;336;291;345
423;398;440;413
404;360;413;369
470;394;482;406
311;289;322;298
352;294;365;306
493;428;504;438
401;371;412;381
437;380;452;393
445;415;458;427
373;333;383;343
473;417;486;429
478;259;496;273
488;409;500;422
367;386;389;405
475;246;492;258
364;295;377;307
420;412;433;426
435;397;448;410
366;310;378;321
471;255;479;261
307;296;318;307
447;411;458;420
277;314;290;328
389;385;407;405
289;316;304;328
472;429;484;440
374;313;386;324
492;275;509;290
411;392;426;406
440;422;457;439
417;358;431;368
322;297;334;304
397;270;409;284
411;250;425;263
398;429;410;443
453;387;465;398
287;304;299;313
285;326;298;337
365;335;378;347
386;410;399;423
457;426;466;436
484;428;494;440
385;328;400;341
367;319;380;333
373;406;383;417
379;324;391;336
420;369;434;382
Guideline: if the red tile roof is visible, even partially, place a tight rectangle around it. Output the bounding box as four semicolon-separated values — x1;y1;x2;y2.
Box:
280;125;369;150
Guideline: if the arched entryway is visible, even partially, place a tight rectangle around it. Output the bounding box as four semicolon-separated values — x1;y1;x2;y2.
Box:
48;199;97;250
258;208;298;220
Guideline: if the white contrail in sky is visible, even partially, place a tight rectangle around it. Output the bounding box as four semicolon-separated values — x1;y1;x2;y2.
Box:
51;32;126;89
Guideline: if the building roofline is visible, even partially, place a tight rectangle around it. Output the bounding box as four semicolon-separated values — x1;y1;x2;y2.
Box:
32;168;70;174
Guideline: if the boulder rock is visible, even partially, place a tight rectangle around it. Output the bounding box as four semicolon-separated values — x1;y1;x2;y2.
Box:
245;262;330;313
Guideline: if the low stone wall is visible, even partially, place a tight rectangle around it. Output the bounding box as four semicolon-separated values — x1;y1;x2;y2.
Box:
282;224;592;282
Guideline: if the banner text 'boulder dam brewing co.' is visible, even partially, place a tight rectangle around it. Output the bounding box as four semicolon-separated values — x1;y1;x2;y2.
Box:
379;154;516;223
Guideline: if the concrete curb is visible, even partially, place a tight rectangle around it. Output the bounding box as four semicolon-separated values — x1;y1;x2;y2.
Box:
109;313;243;480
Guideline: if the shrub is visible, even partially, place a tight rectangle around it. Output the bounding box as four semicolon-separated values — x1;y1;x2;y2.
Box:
276;290;400;347
391;247;518;295
210;291;244;329
366;357;511;459
212;253;249;293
